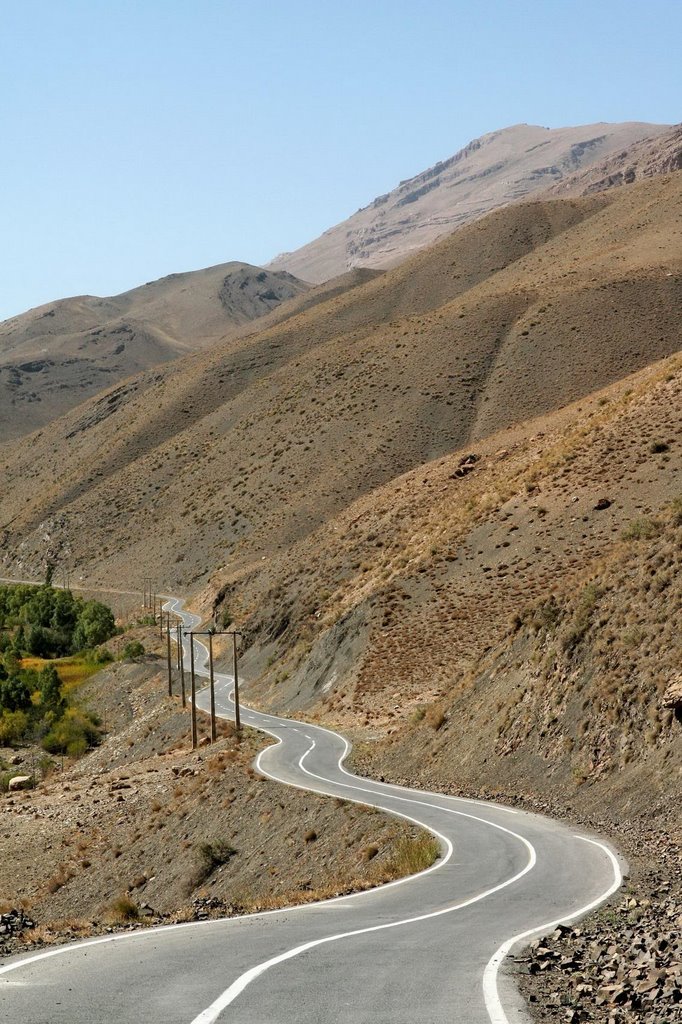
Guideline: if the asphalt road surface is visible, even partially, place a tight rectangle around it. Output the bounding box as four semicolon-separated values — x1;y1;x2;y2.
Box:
0;597;623;1024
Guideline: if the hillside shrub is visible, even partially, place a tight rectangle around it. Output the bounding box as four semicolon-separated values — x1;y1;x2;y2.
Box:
0;709;29;745
85;646;114;665
621;517;661;541
42;707;101;758
188;840;238;890
121;640;145;661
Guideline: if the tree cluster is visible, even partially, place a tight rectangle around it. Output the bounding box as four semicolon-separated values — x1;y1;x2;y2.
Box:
0;584;116;659
0;584;112;757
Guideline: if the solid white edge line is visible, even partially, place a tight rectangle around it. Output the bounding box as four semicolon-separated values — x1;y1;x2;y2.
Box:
482;837;623;1024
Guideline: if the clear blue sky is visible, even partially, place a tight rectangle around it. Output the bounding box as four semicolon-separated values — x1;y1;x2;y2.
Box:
1;0;680;320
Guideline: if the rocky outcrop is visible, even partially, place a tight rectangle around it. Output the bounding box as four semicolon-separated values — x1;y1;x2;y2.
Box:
662;675;682;719
0;909;35;953
8;775;34;792
549;123;682;198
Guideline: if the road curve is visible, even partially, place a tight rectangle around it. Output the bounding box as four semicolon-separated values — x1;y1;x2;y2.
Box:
0;596;623;1024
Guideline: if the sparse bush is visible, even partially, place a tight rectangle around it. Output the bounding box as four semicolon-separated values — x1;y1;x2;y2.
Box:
668;496;682;527
386;835;440;875
106;895;139;922
621;517;661;541
189;840;238;890
530;597;562;633
121;640;145;661
424;705;446;731
42;707;100;758
86;646;114;665
0;709;29;745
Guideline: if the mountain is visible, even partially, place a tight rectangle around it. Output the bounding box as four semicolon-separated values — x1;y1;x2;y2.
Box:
0;263;309;440
266;122;667;283
0;171;679;600
548;122;682;196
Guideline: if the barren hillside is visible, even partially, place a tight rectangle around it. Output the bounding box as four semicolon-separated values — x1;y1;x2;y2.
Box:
0;263;309;439
267;122;666;282
0;173;680;604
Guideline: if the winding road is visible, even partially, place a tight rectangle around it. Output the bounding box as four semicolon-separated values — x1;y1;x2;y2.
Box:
0;596;623;1023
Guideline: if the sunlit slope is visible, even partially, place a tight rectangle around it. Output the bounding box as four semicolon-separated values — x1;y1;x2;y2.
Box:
224;351;681;822
0;173;679;594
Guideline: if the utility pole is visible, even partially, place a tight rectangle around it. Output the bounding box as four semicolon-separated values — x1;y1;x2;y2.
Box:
189;632;197;750
177;623;186;706
159;605;164;639
208;631;216;743
192;628;242;735
232;631;241;733
176;622;182;671
166;616;172;697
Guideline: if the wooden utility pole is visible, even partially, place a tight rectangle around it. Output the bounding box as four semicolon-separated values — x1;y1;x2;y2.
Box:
208;632;216;743
177;623;186;706
176;622;182;671
192;628;242;735
232;631;241;733
166;616;172;697
189;632;197;750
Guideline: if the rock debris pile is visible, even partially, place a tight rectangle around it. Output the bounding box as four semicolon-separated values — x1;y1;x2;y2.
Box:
0;909;35;953
520;892;681;1022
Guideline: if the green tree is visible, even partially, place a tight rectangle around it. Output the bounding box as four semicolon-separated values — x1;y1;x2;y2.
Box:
27;624;53;658
39;664;66;720
0;676;31;712
72;601;116;651
12;624;25;657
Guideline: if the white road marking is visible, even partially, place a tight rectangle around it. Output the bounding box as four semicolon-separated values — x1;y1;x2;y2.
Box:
189;835;536;1024
186;734;538;1022
482;837;623;1024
